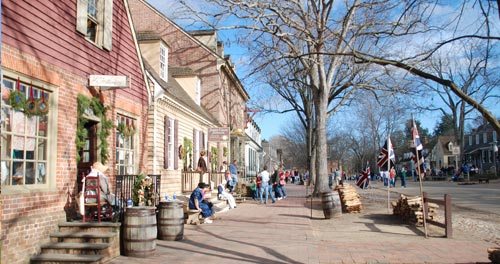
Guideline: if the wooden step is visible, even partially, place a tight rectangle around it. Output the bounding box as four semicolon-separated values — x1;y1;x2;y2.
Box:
50;231;116;243
30;253;102;263
40;242;109;255
58;221;121;233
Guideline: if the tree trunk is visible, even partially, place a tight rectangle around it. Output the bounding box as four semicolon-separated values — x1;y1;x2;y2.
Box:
314;92;329;194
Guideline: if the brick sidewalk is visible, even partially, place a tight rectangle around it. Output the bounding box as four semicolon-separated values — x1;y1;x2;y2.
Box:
109;184;493;263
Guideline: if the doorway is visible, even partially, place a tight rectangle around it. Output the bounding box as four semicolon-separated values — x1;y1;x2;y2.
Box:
77;121;98;192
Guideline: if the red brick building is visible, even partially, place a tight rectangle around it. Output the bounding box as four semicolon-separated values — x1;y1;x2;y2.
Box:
128;0;249;171
0;0;149;262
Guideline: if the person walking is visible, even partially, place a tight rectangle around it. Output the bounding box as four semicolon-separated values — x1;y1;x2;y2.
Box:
277;170;287;199
229;159;238;192
400;166;407;188
258;166;275;204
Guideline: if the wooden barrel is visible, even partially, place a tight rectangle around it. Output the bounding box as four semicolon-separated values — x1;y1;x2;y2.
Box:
321;192;342;219
157;201;184;241
123;206;157;257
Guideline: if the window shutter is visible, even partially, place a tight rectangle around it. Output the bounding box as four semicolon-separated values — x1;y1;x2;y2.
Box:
174;119;179;170
102;0;113;51
164;116;169;169
193;129;197;169
76;0;88;34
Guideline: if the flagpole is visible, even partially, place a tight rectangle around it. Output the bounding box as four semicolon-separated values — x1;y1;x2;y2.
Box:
387;133;391;213
413;117;428;238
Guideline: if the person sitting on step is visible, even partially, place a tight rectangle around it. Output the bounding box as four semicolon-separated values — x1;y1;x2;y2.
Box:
189;182;214;224
217;180;236;209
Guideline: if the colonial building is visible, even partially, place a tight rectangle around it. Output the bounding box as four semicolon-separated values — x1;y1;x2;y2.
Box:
430;135;460;170
464;122;499;174
0;0;149;262
136;30;219;195
128;0;250;175
244;119;262;179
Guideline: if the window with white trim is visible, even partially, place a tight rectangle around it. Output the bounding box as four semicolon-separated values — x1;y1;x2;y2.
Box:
167;118;175;169
1;77;52;187
76;0;113;50
493;131;497;142
476;134;479;145
160;43;168;81
468;135;472;146
116;115;136;175
483;132;488;144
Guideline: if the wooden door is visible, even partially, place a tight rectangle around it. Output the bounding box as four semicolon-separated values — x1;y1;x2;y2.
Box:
77;121;98;192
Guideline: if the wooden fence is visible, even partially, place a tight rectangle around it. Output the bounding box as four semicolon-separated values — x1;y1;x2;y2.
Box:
423;192;452;238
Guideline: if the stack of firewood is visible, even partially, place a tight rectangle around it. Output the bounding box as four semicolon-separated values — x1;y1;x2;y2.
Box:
488;247;500;263
391;194;438;226
336;184;362;213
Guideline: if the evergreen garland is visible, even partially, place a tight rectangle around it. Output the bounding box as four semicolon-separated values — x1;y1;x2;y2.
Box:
76;94;113;163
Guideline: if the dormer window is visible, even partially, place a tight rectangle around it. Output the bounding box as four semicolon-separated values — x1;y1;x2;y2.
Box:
448;142;453;151
160;43;168;81
76;0;113;50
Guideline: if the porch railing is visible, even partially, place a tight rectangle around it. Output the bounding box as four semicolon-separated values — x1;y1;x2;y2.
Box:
115;174;161;220
181;171;200;193
181;171;226;193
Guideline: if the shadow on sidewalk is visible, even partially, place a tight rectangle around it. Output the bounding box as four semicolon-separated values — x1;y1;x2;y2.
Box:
163;228;304;264
157;242;290;264
222;218;306;227
354;213;425;236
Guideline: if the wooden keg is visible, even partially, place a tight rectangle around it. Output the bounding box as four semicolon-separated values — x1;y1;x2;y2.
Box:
123;206;157;257
321;192;342;219
157;201;184;241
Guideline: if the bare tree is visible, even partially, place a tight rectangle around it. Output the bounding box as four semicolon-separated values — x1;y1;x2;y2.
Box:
346;1;500;133
415;40;500;161
176;0;417;193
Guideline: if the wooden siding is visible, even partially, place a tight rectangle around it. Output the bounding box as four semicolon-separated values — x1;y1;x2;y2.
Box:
2;0;147;104
146;95;217;194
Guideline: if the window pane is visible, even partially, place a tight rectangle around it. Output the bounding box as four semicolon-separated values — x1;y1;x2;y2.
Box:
1;134;11;160
37;163;47;184
82;151;90;163
12;161;24;185
87;0;98;18
25;162;35;184
38;115;48;137
11;111;25;134
38;138;47;160
1;161;10;185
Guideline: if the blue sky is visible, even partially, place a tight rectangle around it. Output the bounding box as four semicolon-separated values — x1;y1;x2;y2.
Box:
146;0;499;141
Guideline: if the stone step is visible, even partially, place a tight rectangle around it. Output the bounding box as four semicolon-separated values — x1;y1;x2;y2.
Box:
30;253;102;263
50;231;116;244
40;242;109;255
58;222;121;233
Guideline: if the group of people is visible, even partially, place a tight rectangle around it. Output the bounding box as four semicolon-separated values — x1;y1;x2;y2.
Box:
250;165;289;204
188;159;240;224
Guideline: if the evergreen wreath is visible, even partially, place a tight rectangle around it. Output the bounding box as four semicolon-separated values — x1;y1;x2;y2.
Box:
76;94;113;163
7;89;27;112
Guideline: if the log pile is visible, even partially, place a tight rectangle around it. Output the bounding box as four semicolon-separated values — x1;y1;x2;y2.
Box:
336;184;362;213
392;194;438;226
488;247;500;264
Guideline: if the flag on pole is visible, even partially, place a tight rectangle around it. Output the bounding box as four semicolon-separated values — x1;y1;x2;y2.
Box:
377;137;395;169
356;163;370;188
411;120;425;176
